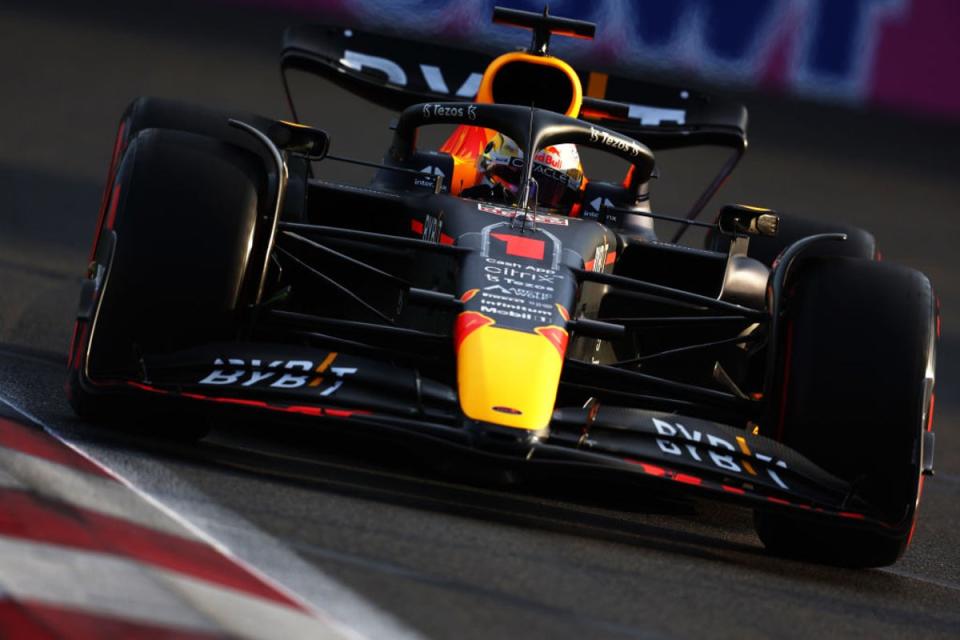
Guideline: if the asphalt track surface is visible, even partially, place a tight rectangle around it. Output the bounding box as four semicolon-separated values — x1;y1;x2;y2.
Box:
2;1;959;638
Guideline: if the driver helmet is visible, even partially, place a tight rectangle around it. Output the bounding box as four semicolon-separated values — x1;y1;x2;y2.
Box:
477;133;584;213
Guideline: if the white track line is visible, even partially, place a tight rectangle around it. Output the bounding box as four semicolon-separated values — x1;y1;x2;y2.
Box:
0;464;23;489
0;395;421;640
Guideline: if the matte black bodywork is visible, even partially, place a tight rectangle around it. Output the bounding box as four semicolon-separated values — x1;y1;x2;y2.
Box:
67;14;936;565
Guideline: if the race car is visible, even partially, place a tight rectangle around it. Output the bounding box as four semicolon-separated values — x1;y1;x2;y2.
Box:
66;7;938;567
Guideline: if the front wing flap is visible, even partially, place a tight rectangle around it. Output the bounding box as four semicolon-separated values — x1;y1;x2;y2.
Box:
107;341;893;532
545;406;881;524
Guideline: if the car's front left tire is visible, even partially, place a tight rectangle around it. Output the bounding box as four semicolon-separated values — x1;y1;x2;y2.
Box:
67;124;266;435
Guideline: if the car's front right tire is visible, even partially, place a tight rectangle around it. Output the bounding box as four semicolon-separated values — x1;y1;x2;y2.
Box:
755;257;935;567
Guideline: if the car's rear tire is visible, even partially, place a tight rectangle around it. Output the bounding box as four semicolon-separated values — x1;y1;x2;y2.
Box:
755;257;935;567
66;127;265;436
706;212;877;265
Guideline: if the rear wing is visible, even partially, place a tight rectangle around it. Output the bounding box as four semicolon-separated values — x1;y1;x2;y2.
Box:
281;25;748;151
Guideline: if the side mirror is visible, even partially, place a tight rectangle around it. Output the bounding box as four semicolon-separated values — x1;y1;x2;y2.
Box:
717;204;779;237
268;120;330;160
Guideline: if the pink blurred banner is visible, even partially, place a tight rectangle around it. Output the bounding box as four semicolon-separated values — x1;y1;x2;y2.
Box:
222;0;959;119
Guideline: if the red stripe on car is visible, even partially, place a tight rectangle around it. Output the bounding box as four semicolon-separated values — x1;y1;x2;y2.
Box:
673;473;702;486
89;120;127;261
490;233;545;260
453;311;495;352
104;184;122;230
624;458;666;477
534;326;569;357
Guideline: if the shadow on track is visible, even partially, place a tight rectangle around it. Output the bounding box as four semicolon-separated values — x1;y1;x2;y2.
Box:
49;399;922;594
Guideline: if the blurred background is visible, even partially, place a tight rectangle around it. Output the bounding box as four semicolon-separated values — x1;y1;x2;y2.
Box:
0;0;957;419
1;3;958;634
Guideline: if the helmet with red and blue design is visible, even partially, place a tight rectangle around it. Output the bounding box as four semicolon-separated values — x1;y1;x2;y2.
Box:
474;133;584;213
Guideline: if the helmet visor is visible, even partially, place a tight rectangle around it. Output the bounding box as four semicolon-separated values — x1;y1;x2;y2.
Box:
532;163;582;210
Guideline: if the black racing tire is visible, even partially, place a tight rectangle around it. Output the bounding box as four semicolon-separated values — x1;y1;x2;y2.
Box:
123;96;277;156
119;97;307;221
755;257;935;567
706;212;877;266
66;127;264;435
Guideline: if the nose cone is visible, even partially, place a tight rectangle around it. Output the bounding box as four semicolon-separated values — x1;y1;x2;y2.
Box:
455;312;568;431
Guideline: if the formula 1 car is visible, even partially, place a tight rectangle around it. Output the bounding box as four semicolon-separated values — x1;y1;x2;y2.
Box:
67;7;938;567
